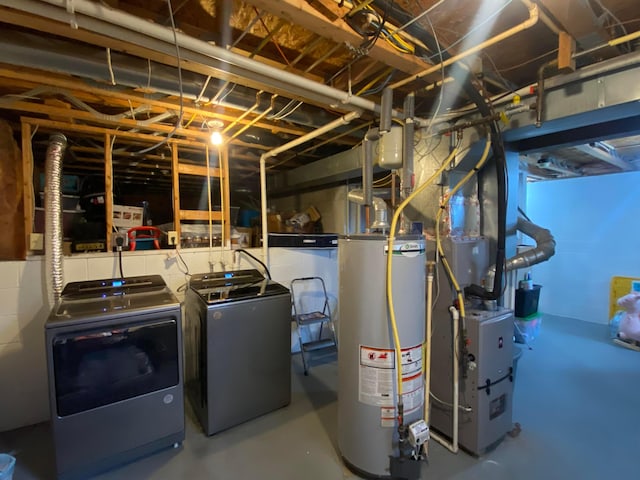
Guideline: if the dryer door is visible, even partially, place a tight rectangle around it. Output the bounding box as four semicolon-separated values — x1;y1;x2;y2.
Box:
52;318;179;417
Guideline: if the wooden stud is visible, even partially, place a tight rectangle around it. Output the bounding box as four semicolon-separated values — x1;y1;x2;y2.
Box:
558;31;576;72
21;121;33;256
171;142;181;246
105;133;113;252
220;145;231;246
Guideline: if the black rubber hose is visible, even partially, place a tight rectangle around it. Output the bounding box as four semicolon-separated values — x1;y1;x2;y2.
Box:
235;248;272;280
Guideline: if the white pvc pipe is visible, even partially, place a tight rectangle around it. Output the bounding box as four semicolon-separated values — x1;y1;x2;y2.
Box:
260;111;361;266
424;263;434;424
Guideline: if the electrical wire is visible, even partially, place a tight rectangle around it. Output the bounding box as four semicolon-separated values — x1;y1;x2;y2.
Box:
234;248;272;279
427;0;513;61
423;13;446;138
133;0;184;155
497;48;558;73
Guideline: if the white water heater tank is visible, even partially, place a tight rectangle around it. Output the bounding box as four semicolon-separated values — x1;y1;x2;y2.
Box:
338;234;425;477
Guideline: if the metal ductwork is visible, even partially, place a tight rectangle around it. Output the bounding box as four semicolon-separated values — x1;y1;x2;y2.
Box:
0;30;358;132
44;133;67;305
347;189;390;232
486;215;555;285
508;216;556;270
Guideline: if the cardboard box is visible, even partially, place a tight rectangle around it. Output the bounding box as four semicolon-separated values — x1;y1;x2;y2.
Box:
113;204;144;229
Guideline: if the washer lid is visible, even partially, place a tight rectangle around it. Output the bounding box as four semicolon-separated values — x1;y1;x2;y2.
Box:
197;279;289;305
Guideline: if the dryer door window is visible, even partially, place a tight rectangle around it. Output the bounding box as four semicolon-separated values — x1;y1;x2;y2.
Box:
52;318;179;417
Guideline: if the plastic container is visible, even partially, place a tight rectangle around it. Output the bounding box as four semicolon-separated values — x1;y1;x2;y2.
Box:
515;284;541;318
0;454;16;480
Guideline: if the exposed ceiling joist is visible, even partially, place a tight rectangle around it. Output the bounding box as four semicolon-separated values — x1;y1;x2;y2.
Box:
241;0;434;77
575;142;635;171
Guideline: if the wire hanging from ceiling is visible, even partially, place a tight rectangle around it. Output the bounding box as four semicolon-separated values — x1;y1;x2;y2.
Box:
132;0;184;155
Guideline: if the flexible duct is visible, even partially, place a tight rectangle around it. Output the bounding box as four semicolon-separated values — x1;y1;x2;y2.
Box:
44;133;67;305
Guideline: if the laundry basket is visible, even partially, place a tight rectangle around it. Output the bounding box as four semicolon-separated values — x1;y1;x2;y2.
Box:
0;454;16;480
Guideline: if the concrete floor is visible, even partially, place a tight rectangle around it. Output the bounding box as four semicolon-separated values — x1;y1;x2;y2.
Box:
2;314;639;480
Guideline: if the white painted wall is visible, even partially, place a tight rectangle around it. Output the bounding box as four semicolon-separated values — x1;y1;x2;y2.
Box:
0;246;337;432
526;171;640;324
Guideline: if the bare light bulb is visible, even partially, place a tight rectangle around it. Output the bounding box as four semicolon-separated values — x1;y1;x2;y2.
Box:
210;130;223;145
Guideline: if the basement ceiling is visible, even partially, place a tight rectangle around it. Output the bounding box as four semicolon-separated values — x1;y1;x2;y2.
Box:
0;0;639;195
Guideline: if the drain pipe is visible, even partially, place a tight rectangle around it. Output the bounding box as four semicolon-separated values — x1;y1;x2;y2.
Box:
44;133;67;306
260;111;361;264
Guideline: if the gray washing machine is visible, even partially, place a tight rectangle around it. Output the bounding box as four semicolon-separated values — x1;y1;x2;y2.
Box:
184;269;291;436
46;275;184;479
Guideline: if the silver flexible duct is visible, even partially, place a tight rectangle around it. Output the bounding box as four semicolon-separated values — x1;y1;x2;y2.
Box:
45;133;67;305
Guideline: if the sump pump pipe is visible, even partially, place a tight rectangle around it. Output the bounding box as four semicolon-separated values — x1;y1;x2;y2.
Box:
260;111;361;265
44;133;67;306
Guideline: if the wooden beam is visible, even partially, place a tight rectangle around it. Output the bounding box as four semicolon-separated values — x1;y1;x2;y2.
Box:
0;8;350;111
557;31;576;72
539;0;621;57
21;117;207;148
243;0;430;75
179;210;224;221
0;68;308;137
177;163;221;178
3;100;211;141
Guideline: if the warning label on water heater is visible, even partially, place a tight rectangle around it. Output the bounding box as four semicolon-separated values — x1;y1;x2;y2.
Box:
358;344;424;408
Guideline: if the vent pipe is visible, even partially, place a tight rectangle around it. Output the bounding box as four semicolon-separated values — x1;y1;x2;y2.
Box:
485;215;555;285
44;133;67;305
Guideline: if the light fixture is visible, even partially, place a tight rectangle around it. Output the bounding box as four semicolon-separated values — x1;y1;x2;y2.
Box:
207;119;224;146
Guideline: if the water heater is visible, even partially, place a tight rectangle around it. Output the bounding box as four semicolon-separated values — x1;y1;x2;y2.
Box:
338;234;426;478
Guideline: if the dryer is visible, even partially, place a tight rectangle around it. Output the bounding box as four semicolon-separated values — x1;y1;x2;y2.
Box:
46;275;184;479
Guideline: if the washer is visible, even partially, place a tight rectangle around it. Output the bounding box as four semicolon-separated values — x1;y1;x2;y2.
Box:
46;275;184;480
184;269;291;436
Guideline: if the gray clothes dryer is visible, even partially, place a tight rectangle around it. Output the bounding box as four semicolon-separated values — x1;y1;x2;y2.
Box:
45;275;184;480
